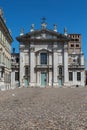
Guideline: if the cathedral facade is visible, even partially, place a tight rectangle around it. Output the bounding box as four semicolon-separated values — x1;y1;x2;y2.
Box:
16;22;85;87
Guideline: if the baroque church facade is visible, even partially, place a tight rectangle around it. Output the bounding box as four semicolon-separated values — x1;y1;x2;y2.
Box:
16;21;85;87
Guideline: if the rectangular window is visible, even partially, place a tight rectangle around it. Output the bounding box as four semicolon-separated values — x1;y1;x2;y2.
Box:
69;72;73;81
59;67;62;76
15;72;19;81
76;44;79;47
77;72;81;81
75;39;79;42
71;44;74;47
40;53;47;65
25;67;28;76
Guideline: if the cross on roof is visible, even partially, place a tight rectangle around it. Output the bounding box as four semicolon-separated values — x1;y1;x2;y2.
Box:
42;17;46;23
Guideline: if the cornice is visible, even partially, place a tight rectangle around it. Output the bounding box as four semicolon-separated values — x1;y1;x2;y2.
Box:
0;16;13;43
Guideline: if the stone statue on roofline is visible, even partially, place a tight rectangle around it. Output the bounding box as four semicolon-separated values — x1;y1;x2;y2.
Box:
30;24;34;32
64;27;68;36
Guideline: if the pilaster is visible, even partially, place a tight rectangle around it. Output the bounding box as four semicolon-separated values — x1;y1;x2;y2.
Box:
49;53;52;65
36;71;40;86
20;44;25;87
29;44;35;86
49;71;52;86
64;42;69;86
81;71;85;86
73;71;76;85
53;43;58;86
81;53;85;66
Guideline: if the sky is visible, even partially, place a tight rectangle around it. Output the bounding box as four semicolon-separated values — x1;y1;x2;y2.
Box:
1;0;87;67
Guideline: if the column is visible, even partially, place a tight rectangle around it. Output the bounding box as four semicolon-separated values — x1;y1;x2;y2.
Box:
37;53;39;65
53;48;58;86
81;71;85;86
49;53;52;65
81;53;85;66
73;71;77;86
49;53;52;86
64;42;69;86
20;46;25;87
49;71;52;86
11;71;15;88
30;46;35;86
37;71;40;86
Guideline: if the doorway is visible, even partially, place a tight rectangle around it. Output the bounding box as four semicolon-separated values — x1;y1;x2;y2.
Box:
59;78;62;86
41;72;47;87
24;78;29;87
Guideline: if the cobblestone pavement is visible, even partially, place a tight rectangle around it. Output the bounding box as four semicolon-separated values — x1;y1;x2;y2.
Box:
0;87;87;130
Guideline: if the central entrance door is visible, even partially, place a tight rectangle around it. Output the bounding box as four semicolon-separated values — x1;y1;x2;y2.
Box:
59;78;62;86
24;78;28;87
41;72;47;87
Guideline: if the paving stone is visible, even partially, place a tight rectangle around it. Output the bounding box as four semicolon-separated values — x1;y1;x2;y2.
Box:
0;87;87;129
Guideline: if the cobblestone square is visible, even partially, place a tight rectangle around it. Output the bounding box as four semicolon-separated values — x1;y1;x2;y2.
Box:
0;87;87;130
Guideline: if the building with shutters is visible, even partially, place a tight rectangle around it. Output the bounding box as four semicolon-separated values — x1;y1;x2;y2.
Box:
16;20;85;87
0;9;13;90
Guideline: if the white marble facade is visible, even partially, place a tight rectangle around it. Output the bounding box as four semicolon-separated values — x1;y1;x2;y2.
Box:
16;23;85;87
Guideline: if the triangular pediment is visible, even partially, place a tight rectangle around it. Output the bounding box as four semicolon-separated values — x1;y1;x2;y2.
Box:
16;29;70;42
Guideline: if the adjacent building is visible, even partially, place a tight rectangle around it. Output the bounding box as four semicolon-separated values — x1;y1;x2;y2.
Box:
0;9;13;90
68;34;85;86
11;49;19;88
16;21;85;87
